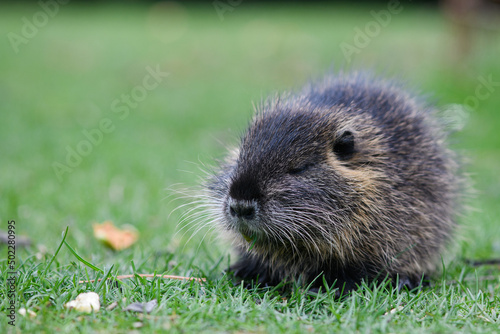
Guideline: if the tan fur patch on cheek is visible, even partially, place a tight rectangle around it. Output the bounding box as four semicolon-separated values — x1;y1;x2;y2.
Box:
326;153;385;193
324;144;389;263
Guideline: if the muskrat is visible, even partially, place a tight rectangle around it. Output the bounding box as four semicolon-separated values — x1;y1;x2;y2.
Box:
206;72;460;292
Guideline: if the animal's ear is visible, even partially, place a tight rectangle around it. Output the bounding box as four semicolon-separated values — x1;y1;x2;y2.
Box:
333;131;356;161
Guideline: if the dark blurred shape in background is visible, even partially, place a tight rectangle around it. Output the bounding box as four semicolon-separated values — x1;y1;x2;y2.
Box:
442;0;500;63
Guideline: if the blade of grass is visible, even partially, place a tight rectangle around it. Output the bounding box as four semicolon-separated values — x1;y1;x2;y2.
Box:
42;226;69;278
64;239;104;274
96;264;115;293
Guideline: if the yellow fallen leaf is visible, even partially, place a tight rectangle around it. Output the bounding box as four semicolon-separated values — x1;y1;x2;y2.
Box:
93;221;138;251
65;292;100;313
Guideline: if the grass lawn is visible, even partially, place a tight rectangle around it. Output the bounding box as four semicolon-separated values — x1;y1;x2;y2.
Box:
1;2;500;333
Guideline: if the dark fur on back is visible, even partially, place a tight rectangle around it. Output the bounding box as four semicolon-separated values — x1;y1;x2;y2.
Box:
207;72;460;292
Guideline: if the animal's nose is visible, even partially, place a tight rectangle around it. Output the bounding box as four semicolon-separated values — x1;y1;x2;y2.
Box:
229;200;257;220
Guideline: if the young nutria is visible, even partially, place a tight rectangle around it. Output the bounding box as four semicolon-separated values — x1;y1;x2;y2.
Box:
207;72;460;292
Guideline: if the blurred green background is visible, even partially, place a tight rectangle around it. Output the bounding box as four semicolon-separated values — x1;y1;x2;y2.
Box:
1;1;499;267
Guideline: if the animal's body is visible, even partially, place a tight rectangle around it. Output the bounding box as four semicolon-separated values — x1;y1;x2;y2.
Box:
207;72;460;292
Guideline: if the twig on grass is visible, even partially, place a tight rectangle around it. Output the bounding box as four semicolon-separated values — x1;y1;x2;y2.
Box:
79;273;206;284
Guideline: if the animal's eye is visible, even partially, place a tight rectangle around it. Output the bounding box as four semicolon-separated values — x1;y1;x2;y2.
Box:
333;131;356;161
288;164;312;175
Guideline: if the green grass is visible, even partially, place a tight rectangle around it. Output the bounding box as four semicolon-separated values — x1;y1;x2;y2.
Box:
1;2;500;333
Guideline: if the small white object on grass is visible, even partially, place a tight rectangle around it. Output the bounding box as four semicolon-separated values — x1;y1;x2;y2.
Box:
65;292;100;313
19;308;37;318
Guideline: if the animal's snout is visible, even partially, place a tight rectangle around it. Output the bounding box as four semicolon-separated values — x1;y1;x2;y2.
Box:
229;200;257;221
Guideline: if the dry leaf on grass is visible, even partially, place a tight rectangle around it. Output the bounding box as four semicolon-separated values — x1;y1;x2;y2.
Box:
0;232;31;246
124;299;158;314
65;292;100;313
93;221;138;251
